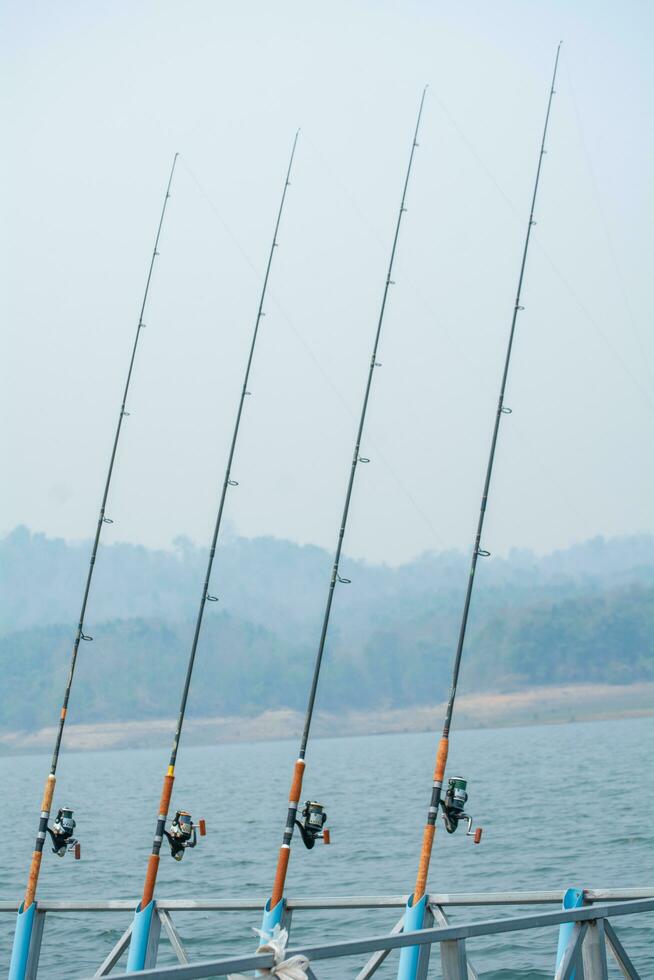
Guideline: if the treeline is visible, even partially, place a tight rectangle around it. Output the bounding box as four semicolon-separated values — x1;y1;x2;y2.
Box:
0;575;651;731
2;525;653;638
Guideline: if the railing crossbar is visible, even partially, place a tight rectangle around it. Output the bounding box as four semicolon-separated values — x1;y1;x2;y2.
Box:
93;923;133;977
354;912;405;979
2;887;652;914
157;911;189;966
76;897;653;980
431;905;479;980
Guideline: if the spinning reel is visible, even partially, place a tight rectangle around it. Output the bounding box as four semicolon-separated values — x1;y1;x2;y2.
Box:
440;778;482;843
47;807;80;859
295;801;331;850
164;810;206;861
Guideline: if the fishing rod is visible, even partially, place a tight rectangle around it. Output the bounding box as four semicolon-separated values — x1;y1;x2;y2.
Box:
8;154;179;980
397;45;562;980
125;132;300;973
260;89;428;939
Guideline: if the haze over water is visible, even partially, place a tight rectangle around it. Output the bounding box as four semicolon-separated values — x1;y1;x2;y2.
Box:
1;716;652;977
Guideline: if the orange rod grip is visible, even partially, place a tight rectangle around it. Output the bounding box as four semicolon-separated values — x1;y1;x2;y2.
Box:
24;851;42;909
41;774;56;813
271;846;290;908
141;854;160;907
289;759;305;802
433;737;449;784
158;773;174;816
413;823;435;902
140;772;174;906
24;775;57;908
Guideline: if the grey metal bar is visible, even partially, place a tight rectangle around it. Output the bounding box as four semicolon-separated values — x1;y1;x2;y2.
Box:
555;923;587;980
158;911;189;965
145;910;162;969
586;889;654;903
604;919;641;979
582;919;608;979
108;949;276;978
24;908;46;980
289;899;654;959
94;923;133;976
2;889;653;913
441;939;468;980
354;913;405;979
431;905;479;980
85;898;654;980
414;902;433;980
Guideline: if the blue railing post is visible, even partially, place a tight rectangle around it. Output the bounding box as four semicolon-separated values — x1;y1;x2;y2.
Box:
397;893;431;979
8;902;44;980
259;896;292;941
555;887;584;978
126;900;161;972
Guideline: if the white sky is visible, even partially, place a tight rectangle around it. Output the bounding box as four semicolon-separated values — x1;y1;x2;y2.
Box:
1;1;652;565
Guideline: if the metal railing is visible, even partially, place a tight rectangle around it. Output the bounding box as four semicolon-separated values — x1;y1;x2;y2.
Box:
1;889;652;978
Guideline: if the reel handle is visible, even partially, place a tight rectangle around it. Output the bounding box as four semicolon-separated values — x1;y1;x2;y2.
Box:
322;828;331;845
199;819;206;837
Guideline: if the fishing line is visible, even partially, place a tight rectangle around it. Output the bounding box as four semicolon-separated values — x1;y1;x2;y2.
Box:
133;132;300;920
301;125;595;552
301;129;489;381
562;55;650;372
405;46;563;921
19;153;179;912
179;154;447;554
430;70;653;406
265;88;428;913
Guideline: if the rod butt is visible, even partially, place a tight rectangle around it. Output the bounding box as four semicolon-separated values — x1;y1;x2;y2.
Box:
141;854;160;908
271;846;290;908
413;824;435;902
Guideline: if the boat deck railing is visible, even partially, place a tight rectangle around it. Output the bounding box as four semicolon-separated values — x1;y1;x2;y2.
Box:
2;888;652;978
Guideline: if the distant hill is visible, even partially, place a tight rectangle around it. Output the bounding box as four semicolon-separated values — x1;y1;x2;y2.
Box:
0;527;652;732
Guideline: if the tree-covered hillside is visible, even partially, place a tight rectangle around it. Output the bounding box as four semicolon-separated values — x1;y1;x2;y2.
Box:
0;528;652;731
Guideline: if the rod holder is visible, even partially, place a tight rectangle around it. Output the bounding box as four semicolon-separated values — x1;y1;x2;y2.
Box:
397;893;431;980
126;900;161;973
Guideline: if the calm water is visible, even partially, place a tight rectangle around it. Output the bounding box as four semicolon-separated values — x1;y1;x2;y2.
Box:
1;716;652;978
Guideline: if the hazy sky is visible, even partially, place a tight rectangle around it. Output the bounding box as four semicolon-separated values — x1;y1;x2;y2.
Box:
2;1;652;565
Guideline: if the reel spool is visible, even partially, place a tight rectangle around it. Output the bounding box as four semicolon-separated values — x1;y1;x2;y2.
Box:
165;810;206;861
441;778;482;843
48;806;80;858
296;801;330;850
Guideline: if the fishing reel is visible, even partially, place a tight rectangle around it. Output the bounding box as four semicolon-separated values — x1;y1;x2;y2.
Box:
164;810;206;861
295;801;331;850
47;807;80;859
440;778;482;844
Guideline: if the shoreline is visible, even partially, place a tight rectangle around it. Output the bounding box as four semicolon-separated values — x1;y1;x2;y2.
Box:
1;681;653;755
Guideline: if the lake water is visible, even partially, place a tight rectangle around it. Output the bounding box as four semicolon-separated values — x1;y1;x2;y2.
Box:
1;716;652;977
